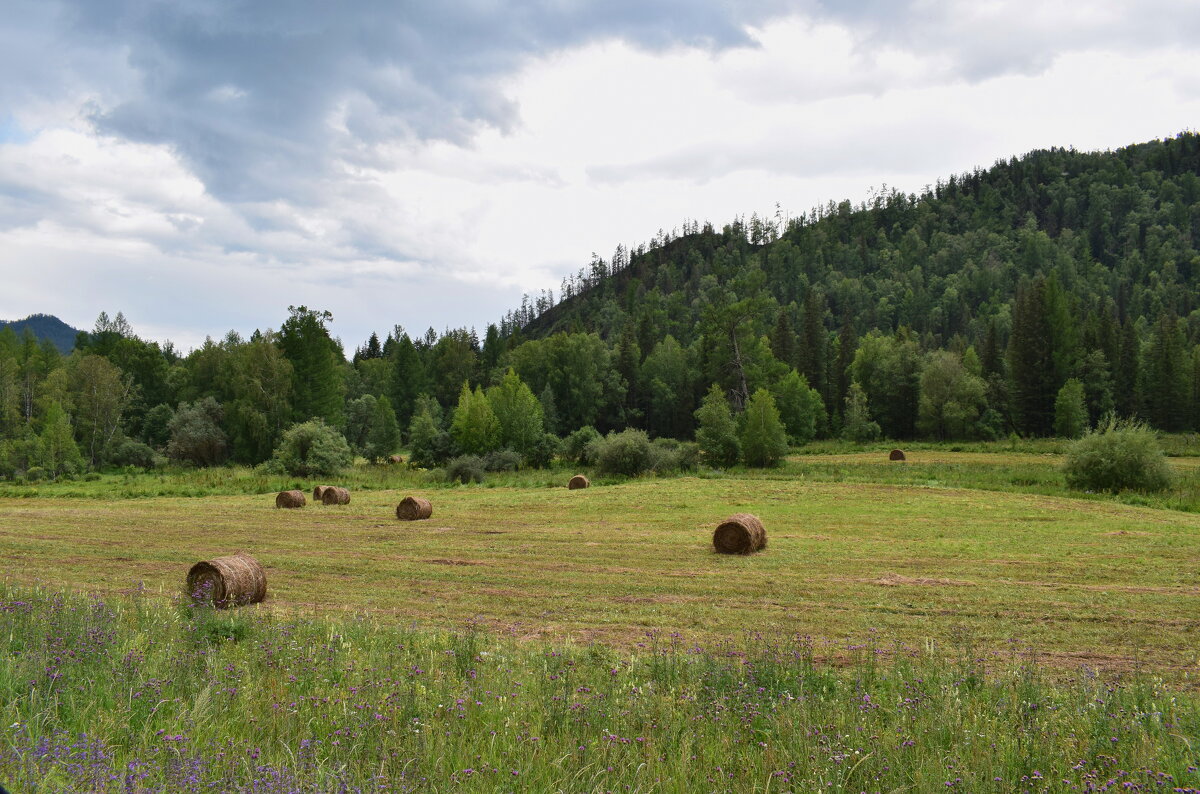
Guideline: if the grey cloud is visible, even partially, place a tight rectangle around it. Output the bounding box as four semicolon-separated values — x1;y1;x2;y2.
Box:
812;0;1200;82
15;0;791;204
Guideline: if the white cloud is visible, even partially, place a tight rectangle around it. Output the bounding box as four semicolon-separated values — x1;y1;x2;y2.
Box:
1;3;1199;351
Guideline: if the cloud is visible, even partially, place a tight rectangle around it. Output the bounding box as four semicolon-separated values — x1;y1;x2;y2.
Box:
10;0;792;204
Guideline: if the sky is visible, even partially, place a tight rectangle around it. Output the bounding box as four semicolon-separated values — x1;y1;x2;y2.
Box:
2;1;1199;353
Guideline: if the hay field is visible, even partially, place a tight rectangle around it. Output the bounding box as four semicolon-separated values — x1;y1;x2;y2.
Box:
2;476;1198;671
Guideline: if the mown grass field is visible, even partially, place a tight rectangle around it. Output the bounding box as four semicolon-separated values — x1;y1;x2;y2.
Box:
2;463;1198;674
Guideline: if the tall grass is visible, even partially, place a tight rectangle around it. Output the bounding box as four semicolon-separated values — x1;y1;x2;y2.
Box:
1;585;1196;792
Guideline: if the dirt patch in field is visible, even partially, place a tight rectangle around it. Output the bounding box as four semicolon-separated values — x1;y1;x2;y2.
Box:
426;558;486;567
870;572;976;587
611;594;696;604
1100;530;1156;537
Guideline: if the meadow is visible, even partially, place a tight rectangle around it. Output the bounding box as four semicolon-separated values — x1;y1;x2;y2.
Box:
1;446;1199;790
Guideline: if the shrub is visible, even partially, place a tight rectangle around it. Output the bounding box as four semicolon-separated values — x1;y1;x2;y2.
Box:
563;426;601;465
408;399;454;468
647;438;681;473
593;429;653;477
1062;417;1173;493
445;455;486;484
524;433;561;469
482;449;523;472
105;437;162;470
267;420;353;477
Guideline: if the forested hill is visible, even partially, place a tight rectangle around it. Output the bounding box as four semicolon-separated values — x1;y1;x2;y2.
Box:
496;132;1200;437
523;133;1200;345
0;314;79;354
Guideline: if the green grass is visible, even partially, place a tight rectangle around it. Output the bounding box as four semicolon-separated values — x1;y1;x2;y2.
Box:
1;584;1197;792
1;475;1198;671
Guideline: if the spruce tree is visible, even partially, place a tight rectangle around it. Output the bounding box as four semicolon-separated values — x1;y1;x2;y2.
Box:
1007;279;1056;435
365;395;401;462
279;306;344;425
739;388;789;467
694;383;740;467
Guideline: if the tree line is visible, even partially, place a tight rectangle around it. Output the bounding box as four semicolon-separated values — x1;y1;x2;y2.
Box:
2;133;1198;478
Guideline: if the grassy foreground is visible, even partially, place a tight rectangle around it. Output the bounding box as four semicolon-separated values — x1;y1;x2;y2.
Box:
1;584;1198;793
1;476;1199;670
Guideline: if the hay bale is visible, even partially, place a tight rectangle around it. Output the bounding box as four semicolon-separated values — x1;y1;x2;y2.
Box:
396;496;433;521
321;486;351;505
276;490;306;509
186;553;266;608
889;449;906;462
313;485;331;501
712;513;767;554
388;454;404;464
568;474;590;490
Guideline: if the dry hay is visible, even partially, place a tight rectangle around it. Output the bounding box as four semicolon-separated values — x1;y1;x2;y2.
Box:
321;486;351;506
872;572;975;587
396;496;433;521
889;449;906;461
568;474;590;490
388;455;404;464
275;490;306;509
312;485;331;502
186;552;267;608
712;513;767;554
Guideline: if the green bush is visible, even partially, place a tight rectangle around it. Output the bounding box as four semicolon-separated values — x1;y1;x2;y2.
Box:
524;433;561;469
445;455;486;484
593;429;654;477
267;419;353;477
563;426;601;465
482;449;523;472
105;437;162;470
1062;418;1173;493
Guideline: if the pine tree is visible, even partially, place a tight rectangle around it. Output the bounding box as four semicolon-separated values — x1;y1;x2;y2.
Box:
769;310;799;369
1115;318;1140;418
1007;279;1056;436
798;290;828;398
388;333;426;430
739;389;789;467
693;383;740;467
365;395;402;462
279;306;344;425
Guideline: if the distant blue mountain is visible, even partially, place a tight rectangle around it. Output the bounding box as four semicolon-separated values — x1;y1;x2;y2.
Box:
0;314;81;353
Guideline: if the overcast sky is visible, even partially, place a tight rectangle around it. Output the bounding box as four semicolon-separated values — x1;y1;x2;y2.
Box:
2;1;1199;352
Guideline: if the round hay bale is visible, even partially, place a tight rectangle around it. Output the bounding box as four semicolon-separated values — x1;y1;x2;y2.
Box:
276;490;306;509
396;496;433;521
388;454;404;464
313;485;331;502
713;513;767;555
567;474;590;490
186;553;266;608
321;486;351;505
889;449;906;462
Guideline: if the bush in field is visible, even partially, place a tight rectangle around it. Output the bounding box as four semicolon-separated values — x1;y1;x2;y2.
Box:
268;419;353;477
593;429;653;476
647;438;700;473
482;449;523;472
1062;417;1172;493
563;426;601;466
445;455;486;484
105;437;161;470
